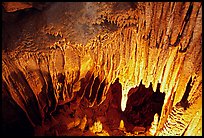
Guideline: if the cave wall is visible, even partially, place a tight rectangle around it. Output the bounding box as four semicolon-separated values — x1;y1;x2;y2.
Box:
2;2;202;136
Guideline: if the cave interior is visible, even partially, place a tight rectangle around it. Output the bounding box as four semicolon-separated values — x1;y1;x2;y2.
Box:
1;2;202;136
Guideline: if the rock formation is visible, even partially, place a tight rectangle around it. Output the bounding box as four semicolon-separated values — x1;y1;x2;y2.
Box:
2;2;202;136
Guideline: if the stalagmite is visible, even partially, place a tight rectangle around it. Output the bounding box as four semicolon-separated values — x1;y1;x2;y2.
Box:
149;113;159;136
119;120;125;131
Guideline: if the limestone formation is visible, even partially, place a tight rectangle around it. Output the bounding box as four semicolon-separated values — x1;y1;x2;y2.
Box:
2;2;202;136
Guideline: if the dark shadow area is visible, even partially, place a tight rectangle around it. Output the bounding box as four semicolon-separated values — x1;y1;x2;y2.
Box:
2;67;165;136
2;82;34;136
123;82;165;132
1;68;58;136
180;77;192;110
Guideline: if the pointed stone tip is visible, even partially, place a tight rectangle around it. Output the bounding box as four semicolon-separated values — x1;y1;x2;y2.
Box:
121;105;125;112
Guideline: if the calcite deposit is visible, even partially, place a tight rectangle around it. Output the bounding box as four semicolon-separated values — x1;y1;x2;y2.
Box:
2;2;202;136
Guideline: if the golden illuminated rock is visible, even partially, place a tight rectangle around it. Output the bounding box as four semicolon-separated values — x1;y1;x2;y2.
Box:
78;115;87;131
149;113;159;136
89;121;102;133
119;120;125;131
2;2;202;136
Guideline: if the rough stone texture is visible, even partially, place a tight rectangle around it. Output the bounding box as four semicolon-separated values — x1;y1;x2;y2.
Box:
2;2;202;136
2;2;33;12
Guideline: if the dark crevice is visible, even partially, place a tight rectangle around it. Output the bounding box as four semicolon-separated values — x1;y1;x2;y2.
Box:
47;64;58;115
100;18;118;32
84;74;95;99
57;73;65;84
78;71;93;99
67;83;72;99
89;77;100;103
179;31;193;53
37;66;50;115
9;71;43;126
97;79;106;104
171;2;193;51
2;82;34;136
147;29;152;40
156;42;159;49
170;33;182;47
57;73;65;100
77;78;87;98
73;70;80;84
124;82;165;129
157;30;163;49
180;77;192;110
